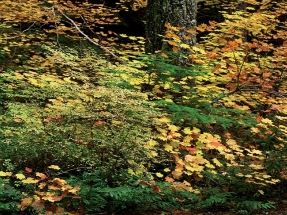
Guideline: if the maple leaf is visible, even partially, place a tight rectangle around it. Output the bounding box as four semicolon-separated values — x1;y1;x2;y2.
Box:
48;185;61;190
172;169;183;179
15;173;26;180
156;172;164;178
212;158;223;167
52;178;67;186
25;167;33;173
209;142;222;147
164;144;173;152
68;186;81;194
185;155;193;162
18;197;33;211
22;177;39;184
183;127;192;134
180;43;190;49
165;176;174;183
261;118;273;125
0;171;12;177
164;168;170;172
36;172;48;180
48;165;60;170
38;182;47;189
42;194;63;202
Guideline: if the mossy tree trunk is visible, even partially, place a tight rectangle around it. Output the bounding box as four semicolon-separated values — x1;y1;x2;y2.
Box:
145;0;197;54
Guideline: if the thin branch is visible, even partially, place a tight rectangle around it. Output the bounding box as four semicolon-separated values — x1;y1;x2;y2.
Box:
23;21;38;33
55;6;125;62
51;6;62;49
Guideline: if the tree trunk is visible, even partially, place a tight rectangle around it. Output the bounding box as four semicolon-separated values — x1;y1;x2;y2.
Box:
145;0;197;54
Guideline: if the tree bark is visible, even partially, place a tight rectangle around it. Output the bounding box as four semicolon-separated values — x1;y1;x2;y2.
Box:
145;0;197;54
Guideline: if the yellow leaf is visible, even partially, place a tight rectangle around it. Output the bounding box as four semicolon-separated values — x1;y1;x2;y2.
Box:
156;172;164;178
205;163;215;169
262;174;271;179
180;43;190;49
63;77;75;83
149;151;158;157
192;46;206;54
119;34;128;38
236;173;244;177
68;186;80;194
145;140;158;149
212;158;222;167
183;127;192;134
183;180;191;186
185;155;193;162
3;47;10;52
22;177;39;184
224;153;235;161
164;168;171;172
156;117;171;123
251;149;262;155
258;190;264;195
164;144;173;152
165;99;173;103
168;124;180;132
128;168;135;175
251;127;260;133
128;36;137;40
16;173;26;180
48;165;60;170
192;127;201;134
261;118;273;125
0;171;12;177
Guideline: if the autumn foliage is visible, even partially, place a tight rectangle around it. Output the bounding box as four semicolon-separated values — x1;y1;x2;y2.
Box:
0;0;287;214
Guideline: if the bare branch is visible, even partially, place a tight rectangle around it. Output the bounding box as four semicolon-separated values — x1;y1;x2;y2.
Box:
51;6;62;48
54;6;125;62
23;21;38;33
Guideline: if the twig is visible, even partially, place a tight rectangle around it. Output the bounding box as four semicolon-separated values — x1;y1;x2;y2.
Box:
23;21;38;33
51;6;62;49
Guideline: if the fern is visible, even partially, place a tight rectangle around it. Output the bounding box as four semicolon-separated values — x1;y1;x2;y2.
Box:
235;200;275;213
201;191;234;208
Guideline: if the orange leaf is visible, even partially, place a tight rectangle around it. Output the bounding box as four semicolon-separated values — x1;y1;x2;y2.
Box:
25;167;33;173
36;172;48;180
38;182;47;189
51;196;63;202
19;197;33;211
168;40;178;47
172;46;179;52
186;29;196;34
48;185;61;190
165;176;174;183
53;178;66;186
209;142;222;147
185;147;197;152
